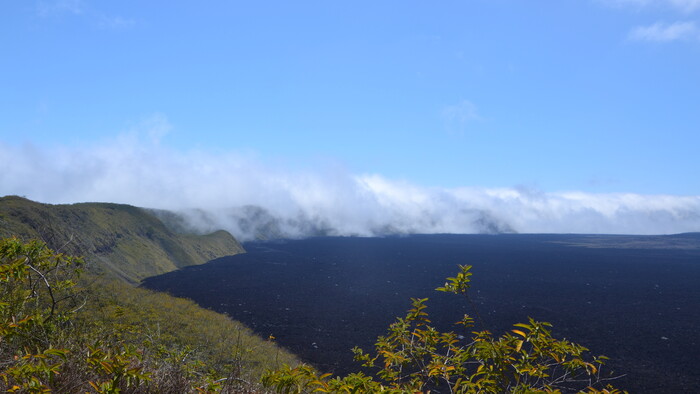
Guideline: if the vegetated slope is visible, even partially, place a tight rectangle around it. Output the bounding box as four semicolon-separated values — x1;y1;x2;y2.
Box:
0;197;302;391
0;237;301;392
75;274;301;391
0;195;244;283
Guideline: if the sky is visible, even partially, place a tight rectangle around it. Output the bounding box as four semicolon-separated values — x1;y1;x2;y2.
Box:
1;0;700;238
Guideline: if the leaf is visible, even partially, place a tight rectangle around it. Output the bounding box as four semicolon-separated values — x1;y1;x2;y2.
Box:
515;340;524;352
99;361;114;374
587;362;598;374
44;348;68;358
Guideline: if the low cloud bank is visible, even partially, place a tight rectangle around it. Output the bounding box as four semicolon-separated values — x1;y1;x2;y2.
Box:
1;137;699;241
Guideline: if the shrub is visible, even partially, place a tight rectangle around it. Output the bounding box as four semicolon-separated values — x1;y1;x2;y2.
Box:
263;265;625;393
0;237;297;392
0;237;85;392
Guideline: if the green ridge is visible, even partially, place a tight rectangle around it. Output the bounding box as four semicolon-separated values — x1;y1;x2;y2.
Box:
0;197;301;392
0;195;244;283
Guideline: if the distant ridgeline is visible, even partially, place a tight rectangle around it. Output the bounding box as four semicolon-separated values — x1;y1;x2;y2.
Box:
147;204;517;242
0;195;245;283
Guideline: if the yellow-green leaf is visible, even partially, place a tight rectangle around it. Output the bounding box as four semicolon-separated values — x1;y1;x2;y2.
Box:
512;329;527;338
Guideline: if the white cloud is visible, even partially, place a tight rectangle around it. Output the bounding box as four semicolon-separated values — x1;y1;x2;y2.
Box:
129;113;172;145
2;123;699;240
602;0;700;12
36;0;135;30
598;0;700;43
441;100;482;135
669;0;700;12
97;15;136;29
628;21;700;41
37;0;84;17
602;0;652;9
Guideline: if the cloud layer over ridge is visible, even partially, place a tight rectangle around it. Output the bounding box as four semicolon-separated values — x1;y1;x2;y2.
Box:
1;135;699;241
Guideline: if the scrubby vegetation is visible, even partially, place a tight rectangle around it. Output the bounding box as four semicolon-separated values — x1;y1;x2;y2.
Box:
262;265;625;393
0;237;299;392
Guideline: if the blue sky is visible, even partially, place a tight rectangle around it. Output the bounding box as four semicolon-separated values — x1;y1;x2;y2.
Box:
2;1;699;236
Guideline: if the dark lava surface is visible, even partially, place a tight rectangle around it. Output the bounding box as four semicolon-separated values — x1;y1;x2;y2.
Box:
141;233;700;393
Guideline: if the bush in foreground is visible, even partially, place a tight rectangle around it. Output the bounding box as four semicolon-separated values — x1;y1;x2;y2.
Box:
263;265;625;393
0;237;298;392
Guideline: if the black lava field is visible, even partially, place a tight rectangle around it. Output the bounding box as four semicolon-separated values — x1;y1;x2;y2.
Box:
141;233;700;393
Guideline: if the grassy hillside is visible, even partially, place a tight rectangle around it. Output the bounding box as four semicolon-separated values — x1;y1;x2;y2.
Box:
75;274;301;392
0;237;300;392
0;198;302;392
0;195;244;283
